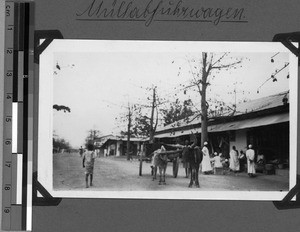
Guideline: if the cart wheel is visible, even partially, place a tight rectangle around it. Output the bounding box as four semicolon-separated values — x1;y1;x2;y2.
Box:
173;157;179;178
139;157;143;176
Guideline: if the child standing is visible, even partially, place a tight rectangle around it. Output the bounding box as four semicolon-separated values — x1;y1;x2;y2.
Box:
82;144;96;188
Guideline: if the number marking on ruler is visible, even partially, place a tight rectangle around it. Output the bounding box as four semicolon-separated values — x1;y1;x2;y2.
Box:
2;1;14;230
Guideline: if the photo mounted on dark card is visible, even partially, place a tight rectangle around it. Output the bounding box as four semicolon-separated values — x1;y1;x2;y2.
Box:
38;40;297;200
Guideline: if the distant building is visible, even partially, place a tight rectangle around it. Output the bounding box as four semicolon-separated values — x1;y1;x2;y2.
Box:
95;135;148;157
154;91;289;164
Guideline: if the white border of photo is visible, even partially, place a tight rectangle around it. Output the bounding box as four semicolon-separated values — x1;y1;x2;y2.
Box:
38;40;298;200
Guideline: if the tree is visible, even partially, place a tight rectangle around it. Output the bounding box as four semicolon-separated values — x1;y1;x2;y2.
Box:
126;103;133;160
53;104;71;113
161;99;194;126
174;52;244;146
119;99;157;160
53;136;71;152
117;85;160;144
85;129;102;147
116;102;142;160
148;86;159;143
128;115;151;138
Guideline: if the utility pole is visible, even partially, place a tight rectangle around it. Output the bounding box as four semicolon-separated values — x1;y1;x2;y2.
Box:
149;86;156;144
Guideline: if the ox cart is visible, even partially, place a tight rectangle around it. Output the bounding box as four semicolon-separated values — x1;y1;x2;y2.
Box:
138;144;182;178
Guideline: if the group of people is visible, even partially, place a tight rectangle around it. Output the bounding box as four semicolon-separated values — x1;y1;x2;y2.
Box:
217;144;256;177
79;141;258;188
227;144;256;177
184;142;257;177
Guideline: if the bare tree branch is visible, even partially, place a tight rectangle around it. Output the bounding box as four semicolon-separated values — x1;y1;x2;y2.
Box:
211;60;242;70
211;52;229;67
187;56;200;86
185;113;202;124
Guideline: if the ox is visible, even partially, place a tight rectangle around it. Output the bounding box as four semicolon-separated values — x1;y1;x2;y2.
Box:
180;137;203;188
150;146;182;185
183;145;203;187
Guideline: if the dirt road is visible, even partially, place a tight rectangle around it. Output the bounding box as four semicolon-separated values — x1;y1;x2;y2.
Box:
53;153;289;192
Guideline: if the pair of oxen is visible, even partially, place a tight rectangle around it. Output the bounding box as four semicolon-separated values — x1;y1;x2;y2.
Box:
150;141;203;188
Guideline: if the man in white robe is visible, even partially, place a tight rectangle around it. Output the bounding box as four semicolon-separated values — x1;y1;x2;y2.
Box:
201;141;213;174
246;144;256;177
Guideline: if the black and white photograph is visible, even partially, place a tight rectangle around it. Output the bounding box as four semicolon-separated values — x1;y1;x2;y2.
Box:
38;40;298;200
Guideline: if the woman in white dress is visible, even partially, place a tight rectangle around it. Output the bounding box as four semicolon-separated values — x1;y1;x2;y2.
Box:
229;146;240;173
201;142;213;174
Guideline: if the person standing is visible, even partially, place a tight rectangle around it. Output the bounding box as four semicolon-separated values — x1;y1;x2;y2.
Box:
246;144;256;177
211;152;223;174
182;140;191;178
229;146;240;173
82;143;96;188
79;146;84;157
238;150;247;172
201;141;213;174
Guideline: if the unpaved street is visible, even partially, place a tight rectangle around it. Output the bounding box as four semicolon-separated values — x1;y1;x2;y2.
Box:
53;153;289;192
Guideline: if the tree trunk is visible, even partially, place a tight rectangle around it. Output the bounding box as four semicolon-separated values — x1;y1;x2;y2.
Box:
127;107;131;160
126;136;130;160
201;53;209;147
201;85;208;147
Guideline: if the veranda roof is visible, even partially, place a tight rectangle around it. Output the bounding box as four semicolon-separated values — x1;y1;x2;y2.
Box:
154;113;289;138
208;113;289;132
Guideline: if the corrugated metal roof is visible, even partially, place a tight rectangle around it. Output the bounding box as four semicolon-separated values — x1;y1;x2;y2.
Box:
95;136;148;147
119;138;149;142
155;91;289;137
234;91;289;115
155;113;289;138
155;128;201;138
208;113;289;132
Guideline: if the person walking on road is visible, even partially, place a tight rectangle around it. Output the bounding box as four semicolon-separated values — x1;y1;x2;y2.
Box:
82;143;96;188
201;142;213;174
229;146;240;173
246;144;256;177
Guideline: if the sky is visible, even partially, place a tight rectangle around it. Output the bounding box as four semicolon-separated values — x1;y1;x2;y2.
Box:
49;41;292;148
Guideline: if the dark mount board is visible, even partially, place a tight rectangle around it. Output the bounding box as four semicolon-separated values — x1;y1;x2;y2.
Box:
15;0;300;231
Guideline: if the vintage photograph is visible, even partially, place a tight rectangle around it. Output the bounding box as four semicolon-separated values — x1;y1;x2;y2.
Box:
38;40;298;200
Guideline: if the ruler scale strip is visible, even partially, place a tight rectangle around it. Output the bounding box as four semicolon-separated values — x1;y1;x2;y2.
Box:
3;1;34;230
10;155;17;205
16;2;25;231
25;2;34;230
22;2;34;231
2;1;15;230
26;3;35;230
18;2;27;230
22;82;28;232
12;2;18;103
